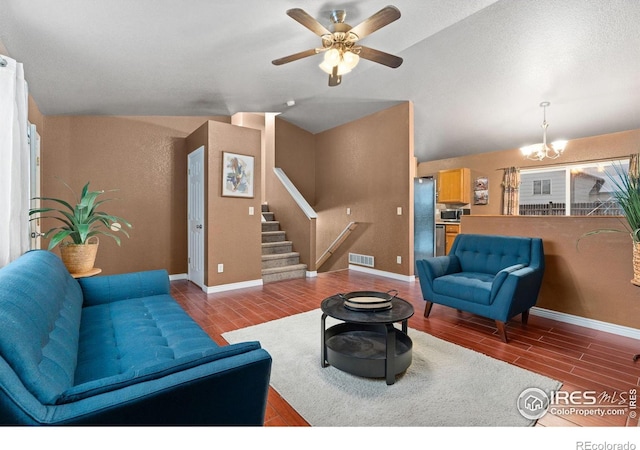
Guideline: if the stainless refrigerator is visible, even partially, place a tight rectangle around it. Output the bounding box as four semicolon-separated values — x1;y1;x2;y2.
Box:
414;177;436;271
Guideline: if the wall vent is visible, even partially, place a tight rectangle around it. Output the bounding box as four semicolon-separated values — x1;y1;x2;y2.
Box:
348;253;374;268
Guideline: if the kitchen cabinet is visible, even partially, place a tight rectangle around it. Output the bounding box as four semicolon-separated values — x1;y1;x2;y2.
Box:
445;224;460;254
438;168;470;204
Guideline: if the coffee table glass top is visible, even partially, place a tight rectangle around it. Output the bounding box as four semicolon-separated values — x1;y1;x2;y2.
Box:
321;293;414;324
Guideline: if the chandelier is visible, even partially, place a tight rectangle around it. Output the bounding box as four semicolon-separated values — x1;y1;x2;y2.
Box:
318;32;360;77
520;101;567;161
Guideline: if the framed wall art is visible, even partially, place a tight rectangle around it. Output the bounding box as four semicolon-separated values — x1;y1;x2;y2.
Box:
474;176;489;205
222;152;254;198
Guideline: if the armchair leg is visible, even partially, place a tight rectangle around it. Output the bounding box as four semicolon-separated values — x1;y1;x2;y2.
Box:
424;301;434;318
522;310;529;324
495;321;508;343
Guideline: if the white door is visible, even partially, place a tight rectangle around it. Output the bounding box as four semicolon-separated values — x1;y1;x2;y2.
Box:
187;146;205;289
28;123;41;249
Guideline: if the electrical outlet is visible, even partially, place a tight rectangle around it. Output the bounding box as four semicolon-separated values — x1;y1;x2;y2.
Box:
397;207;402;215
397;256;402;264
217;263;224;273
249;206;254;215
347;207;351;215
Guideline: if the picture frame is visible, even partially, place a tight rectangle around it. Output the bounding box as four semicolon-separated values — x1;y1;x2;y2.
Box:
474;176;489;205
221;152;254;198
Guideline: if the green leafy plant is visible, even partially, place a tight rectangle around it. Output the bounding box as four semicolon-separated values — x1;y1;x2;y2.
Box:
578;162;640;244
29;180;132;250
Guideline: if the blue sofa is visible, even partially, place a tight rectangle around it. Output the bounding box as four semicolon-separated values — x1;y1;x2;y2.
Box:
416;234;545;342
0;250;272;425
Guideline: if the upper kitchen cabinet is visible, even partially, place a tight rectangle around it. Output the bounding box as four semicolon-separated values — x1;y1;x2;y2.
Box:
438;168;470;204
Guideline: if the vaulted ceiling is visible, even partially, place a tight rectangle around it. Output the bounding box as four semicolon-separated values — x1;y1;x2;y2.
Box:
1;0;639;162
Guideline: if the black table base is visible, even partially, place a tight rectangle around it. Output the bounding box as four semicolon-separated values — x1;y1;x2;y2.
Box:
320;293;415;385
322;321;412;384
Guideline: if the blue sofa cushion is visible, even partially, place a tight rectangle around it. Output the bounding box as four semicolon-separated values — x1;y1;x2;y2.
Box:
433;272;495;305
75;294;219;384
453;234;533;275
0;250;83;405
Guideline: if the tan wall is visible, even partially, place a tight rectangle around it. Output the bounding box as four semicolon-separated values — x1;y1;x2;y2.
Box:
40;115;229;275
461;215;640;329
275;117;316;205
314;103;414;274
203;121;263;286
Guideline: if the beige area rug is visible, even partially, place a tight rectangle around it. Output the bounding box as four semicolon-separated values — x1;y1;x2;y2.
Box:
223;309;562;426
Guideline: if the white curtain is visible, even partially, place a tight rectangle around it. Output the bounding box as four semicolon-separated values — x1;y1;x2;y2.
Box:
0;55;30;267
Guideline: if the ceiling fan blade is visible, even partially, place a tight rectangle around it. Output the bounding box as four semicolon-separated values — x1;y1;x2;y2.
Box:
348;6;401;40
272;48;319;66
287;8;331;36
328;65;342;87
358;46;403;68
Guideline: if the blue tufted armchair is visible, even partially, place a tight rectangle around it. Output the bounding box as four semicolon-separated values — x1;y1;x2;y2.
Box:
416;234;545;342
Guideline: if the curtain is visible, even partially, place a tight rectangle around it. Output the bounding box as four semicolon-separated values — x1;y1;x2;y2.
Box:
629;153;639;180
502;166;520;215
0;55;30;268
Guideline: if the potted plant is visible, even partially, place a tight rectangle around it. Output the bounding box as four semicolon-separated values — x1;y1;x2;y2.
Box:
579;161;640;285
29;181;132;274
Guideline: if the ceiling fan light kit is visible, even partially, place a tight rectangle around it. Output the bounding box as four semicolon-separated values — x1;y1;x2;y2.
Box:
272;6;403;86
521;101;567;161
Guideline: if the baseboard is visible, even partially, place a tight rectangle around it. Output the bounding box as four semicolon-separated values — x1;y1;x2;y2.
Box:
169;273;187;281
204;278;263;294
348;265;416;283
306;271;318;278
530;306;640;340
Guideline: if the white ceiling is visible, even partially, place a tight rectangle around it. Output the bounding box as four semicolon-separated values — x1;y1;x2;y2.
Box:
1;0;639;162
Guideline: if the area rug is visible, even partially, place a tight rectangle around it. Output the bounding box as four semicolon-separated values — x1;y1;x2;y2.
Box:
223;309;562;426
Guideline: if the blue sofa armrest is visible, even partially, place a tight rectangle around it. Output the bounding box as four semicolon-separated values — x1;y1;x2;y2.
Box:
416;256;461;301
78;270;170;306
490;265;544;321
57;347;272;426
417;256;461;280
489;263;525;301
0;346;272;425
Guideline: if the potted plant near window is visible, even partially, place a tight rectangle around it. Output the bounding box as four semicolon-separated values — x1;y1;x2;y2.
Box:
579;162;640;285
29;181;132;274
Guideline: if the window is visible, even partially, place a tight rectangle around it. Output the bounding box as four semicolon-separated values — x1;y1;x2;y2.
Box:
519;159;628;216
532;179;551;195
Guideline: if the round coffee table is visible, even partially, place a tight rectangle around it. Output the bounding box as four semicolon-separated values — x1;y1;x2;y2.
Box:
321;293;414;385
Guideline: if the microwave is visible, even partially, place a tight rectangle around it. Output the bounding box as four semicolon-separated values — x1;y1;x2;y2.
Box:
440;208;471;221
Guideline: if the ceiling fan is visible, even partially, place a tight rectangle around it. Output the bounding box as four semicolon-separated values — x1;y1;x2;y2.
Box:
272;5;403;87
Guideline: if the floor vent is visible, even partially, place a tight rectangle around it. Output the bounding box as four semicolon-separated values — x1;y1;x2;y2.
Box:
348;253;374;268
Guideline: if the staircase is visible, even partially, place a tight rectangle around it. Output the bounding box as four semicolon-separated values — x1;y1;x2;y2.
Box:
261;204;307;283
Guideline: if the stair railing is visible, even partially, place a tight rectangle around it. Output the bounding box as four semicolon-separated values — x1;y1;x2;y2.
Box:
273;168;317;219
316;221;358;269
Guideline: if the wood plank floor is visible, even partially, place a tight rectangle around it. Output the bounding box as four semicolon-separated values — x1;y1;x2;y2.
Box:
170;269;640;427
